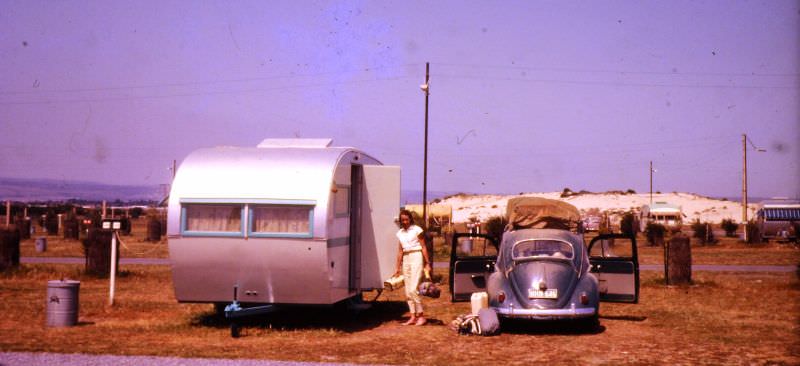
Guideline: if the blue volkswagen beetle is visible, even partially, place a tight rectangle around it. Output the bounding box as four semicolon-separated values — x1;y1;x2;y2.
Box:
450;197;639;329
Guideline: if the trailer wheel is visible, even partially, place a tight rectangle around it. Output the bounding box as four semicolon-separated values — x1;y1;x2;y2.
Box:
231;322;240;338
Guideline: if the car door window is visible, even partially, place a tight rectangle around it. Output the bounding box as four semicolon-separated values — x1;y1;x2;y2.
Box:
589;237;634;258
588;234;639;303
455;236;498;258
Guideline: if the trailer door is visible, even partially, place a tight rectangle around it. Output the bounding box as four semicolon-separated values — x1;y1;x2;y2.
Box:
358;165;401;289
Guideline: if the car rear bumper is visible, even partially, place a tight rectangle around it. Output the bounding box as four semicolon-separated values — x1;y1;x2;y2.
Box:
492;304;596;319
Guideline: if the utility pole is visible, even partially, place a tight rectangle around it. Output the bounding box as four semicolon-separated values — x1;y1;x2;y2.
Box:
649;161;654;206
742;133;767;242
421;62;430;230
742;134;748;241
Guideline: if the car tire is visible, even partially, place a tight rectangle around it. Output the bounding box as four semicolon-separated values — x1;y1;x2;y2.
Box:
581;307;600;332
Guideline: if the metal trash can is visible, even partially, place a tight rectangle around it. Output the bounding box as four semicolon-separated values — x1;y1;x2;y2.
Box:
35;237;47;252
46;280;80;327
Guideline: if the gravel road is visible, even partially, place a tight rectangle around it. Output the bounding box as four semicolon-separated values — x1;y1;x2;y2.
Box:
0;352;373;366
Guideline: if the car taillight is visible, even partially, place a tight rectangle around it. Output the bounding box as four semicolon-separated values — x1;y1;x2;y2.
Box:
580;292;589;305
498;291;506;303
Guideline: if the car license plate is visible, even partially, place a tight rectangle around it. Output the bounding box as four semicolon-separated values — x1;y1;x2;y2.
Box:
528;288;557;299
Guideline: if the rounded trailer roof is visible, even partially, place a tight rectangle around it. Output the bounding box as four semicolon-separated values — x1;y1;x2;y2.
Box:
171;144;378;202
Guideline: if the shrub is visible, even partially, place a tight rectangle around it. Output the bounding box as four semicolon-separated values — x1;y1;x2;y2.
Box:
560;188;574;198
691;219;716;245
484;215;508;242
130;207;144;219
645;223;666;246
720;219;738;237
620;211;637;237
625;189;636;194
745;220;761;244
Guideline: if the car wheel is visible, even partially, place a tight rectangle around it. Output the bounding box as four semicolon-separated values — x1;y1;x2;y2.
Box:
585;313;600;331
581;307;600;332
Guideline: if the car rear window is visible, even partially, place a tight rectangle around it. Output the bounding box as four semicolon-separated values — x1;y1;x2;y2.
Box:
512;239;573;260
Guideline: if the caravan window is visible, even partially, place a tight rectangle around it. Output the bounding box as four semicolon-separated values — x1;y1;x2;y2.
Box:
250;205;313;238
761;208;800;221
182;204;243;236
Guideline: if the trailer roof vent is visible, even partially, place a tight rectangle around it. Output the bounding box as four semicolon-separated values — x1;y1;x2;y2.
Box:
257;138;333;148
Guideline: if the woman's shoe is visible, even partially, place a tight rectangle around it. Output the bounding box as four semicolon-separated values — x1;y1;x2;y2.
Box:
415;317;427;326
402;317;417;326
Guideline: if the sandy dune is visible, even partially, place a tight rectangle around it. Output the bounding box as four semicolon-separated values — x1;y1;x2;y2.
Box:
434;192;755;224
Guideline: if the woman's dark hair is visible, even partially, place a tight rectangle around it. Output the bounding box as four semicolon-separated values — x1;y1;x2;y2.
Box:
399;209;415;224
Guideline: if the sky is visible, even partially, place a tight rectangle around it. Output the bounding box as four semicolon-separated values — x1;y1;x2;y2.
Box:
1;1;798;200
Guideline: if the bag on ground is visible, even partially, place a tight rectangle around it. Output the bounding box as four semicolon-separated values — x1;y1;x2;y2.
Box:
449;310;500;336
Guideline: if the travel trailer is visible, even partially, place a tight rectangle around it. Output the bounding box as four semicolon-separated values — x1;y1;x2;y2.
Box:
640;202;684;231
167;139;400;308
756;199;799;242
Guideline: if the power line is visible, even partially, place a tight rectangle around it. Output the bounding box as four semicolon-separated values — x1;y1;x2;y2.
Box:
435;73;798;90
0;63;421;96
0;75;414;106
434;61;800;78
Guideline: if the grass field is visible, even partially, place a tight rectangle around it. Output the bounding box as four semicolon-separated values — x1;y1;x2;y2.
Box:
5;222;799;364
1;262;798;364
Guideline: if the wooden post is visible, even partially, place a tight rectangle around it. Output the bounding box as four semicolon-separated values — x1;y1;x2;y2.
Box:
109;231;118;306
102;201;107;220
667;234;692;284
5;201;9;228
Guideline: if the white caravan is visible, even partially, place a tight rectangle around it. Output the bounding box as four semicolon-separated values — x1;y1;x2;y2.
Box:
167;139;399;307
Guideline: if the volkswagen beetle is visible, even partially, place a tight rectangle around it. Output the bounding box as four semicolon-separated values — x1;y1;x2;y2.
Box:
450;197;639;329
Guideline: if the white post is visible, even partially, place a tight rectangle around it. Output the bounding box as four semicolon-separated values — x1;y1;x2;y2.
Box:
109;231;117;306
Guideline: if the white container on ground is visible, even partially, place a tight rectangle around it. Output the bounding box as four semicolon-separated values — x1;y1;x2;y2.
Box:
35;237;47;252
471;291;488;315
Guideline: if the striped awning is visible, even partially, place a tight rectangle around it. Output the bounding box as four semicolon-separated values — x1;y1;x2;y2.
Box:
761;208;800;221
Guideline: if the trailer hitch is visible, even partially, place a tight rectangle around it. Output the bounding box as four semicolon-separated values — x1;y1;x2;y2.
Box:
224;285;279;338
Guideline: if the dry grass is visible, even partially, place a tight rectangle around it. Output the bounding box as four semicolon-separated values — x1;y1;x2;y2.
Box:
1;259;798;365
19;218;168;258
636;235;800;265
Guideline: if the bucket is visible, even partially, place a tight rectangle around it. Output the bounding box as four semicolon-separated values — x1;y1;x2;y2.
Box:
471;291;488;315
46;280;80;327
35;237;47;252
383;275;404;290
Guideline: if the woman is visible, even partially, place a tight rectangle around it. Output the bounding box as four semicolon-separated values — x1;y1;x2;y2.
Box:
394;209;432;326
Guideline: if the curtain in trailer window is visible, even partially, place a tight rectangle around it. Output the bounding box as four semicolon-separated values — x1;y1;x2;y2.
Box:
185;205;242;232
252;206;311;234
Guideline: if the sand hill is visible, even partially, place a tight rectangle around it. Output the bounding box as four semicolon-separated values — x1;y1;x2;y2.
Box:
433;191;755;224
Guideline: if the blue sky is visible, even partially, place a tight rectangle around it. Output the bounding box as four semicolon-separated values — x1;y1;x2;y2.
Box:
1;1;798;199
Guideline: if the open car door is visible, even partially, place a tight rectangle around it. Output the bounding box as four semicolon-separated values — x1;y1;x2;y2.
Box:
449;233;499;302
588;233;640;303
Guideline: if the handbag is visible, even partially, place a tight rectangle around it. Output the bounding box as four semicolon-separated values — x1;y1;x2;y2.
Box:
383;274;404;290
418;269;441;298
